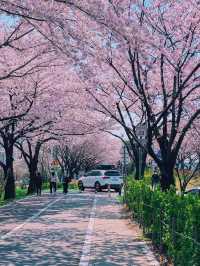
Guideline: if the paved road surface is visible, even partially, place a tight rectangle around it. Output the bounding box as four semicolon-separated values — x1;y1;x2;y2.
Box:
0;191;159;266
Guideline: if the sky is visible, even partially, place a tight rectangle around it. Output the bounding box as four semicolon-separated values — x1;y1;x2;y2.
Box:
0;14;17;26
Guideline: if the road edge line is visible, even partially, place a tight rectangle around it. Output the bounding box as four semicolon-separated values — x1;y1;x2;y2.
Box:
0;197;61;240
79;195;96;266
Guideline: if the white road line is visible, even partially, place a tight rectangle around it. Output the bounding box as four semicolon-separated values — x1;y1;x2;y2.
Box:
79;196;97;266
0;191;78;209
0;197;61;241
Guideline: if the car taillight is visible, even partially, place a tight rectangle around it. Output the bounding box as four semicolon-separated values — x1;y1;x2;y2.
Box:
102;176;110;179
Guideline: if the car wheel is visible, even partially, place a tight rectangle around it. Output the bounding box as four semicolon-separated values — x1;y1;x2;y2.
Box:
78;181;84;191
95;182;101;192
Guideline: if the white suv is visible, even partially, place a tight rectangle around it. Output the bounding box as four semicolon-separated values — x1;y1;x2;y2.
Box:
78;170;123;192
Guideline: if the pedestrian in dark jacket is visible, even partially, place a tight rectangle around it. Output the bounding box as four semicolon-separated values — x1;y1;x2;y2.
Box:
35;172;43;196
151;171;160;190
61;175;70;194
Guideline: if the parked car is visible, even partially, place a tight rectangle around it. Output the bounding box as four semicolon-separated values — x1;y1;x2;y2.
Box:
184;187;200;196
78;170;123;192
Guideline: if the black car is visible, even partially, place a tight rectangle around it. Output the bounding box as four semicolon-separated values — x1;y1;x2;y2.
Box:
184;187;200;196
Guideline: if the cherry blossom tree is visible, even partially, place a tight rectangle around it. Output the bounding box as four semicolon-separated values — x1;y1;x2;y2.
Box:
72;0;200;190
55;133;121;178
0;29;60;199
52;0;200;190
15;135;56;194
0;36;110;199
176;128;200;194
1;1;200;191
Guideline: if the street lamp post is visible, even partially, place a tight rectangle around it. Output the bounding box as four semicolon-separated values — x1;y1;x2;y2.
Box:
123;144;126;177
135;124;147;179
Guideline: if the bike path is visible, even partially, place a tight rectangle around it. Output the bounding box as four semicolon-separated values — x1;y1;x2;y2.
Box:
0;192;94;266
89;194;159;266
0;192;159;265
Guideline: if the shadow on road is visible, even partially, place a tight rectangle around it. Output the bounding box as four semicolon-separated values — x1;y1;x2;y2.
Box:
89;193;159;266
0;193;94;266
0;192;158;266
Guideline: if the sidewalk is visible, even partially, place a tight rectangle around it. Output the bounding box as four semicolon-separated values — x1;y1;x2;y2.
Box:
0;192;160;265
89;194;159;266
0;192;95;266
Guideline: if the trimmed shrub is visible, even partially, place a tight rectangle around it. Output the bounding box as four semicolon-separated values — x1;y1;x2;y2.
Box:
124;178;200;266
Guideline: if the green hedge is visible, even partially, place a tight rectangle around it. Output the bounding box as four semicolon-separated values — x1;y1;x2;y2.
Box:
124;178;200;266
42;181;78;190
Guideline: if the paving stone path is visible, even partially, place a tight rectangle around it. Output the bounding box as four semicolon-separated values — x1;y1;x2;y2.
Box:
0;191;159;266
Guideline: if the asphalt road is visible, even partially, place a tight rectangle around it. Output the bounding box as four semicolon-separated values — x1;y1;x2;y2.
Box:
0;191;159;266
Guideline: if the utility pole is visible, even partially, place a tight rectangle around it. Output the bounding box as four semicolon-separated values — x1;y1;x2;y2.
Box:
123;144;126;177
136;124;147;179
120;143;127;178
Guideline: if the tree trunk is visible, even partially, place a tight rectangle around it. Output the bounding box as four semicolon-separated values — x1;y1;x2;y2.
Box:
27;163;37;194
4;147;15;200
134;158;140;180
69;169;74;179
181;181;188;195
134;148;147;180
26;141;41;195
160;165;175;191
141;151;147;178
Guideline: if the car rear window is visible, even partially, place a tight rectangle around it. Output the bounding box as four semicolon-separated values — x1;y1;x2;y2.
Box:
105;171;120;176
90;171;102;176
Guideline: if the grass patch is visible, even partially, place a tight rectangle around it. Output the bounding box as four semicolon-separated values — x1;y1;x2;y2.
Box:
130;168;200;191
0;187;28;206
116;195;123;203
0;181;79;207
42;180;79;191
15;187;27;200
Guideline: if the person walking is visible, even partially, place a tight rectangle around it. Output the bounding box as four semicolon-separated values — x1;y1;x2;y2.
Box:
118;183;123;196
61;175;70;194
35;172;43;196
49;172;58;195
151;170;160;190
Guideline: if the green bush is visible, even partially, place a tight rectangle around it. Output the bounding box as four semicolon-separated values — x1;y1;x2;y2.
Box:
15;187;27;199
124;178;200;266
